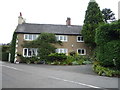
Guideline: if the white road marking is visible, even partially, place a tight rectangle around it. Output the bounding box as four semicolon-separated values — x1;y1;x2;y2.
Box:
49;76;108;90
1;65;23;71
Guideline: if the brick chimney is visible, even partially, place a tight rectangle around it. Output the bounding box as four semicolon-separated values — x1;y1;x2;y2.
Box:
18;12;25;24
66;17;71;25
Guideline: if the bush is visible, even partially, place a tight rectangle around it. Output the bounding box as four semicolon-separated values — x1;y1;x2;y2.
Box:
96;40;120;69
48;53;67;62
2;52;9;61
30;56;40;64
47;54;92;65
20;56;40;64
93;64;120;77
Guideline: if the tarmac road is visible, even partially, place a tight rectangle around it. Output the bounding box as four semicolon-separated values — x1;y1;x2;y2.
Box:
1;61;119;89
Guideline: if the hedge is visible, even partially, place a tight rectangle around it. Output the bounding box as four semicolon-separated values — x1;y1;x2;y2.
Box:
2;52;9;61
97;41;120;69
95;20;120;70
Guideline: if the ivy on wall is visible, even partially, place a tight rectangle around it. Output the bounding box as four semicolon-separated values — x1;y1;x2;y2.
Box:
10;32;17;63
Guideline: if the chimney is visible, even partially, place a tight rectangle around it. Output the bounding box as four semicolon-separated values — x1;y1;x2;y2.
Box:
18;12;25;24
66;17;71;25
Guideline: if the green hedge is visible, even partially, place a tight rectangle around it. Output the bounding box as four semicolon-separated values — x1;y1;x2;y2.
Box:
95;22;120;45
95;20;120;70
99;41;120;68
2;52;9;61
48;53;67;62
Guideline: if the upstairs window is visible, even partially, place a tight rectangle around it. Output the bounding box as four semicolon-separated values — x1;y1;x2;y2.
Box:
77;48;86;55
56;35;68;42
24;34;39;41
77;36;84;42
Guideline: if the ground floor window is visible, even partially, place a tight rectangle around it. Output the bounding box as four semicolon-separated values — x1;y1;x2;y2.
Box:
77;48;86;55
56;48;68;54
23;48;38;57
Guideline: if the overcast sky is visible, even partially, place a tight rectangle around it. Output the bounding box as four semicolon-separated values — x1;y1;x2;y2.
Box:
0;0;119;44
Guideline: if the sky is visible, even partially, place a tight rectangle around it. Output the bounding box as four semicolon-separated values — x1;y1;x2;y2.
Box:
0;0;119;44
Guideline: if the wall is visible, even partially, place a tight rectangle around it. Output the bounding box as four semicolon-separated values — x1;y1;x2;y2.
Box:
16;34;90;62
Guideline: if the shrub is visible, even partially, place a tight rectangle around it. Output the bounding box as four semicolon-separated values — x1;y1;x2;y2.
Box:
48;53;67;62
30;56;40;64
93;64;120;77
2;52;9;61
72;61;79;65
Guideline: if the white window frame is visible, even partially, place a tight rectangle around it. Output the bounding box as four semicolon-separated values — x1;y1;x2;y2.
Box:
23;48;38;57
56;48;68;54
77;48;86;55
77;36;84;42
24;34;39;41
55;35;68;42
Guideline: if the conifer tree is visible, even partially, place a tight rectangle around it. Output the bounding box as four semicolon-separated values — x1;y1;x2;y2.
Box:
82;0;104;48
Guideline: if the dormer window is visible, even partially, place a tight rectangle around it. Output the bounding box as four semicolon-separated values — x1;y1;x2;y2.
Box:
77;36;84;42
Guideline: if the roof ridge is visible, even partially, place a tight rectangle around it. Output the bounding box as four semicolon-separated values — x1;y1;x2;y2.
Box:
23;23;82;27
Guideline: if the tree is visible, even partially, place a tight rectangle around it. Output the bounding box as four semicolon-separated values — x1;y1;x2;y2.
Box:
81;0;104;49
102;8;116;23
23;33;61;61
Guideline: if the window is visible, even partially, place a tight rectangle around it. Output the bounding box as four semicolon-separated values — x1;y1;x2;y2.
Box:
77;36;84;42
56;48;68;54
23;48;38;57
77;49;86;55
56;35;67;42
24;34;39;41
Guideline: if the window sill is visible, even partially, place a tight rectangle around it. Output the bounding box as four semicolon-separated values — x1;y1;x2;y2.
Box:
77;41;84;42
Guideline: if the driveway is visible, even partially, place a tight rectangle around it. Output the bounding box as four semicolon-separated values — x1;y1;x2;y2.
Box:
29;64;97;75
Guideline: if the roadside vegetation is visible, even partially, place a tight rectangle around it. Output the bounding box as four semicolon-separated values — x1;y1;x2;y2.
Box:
82;0;120;77
1;43;10;61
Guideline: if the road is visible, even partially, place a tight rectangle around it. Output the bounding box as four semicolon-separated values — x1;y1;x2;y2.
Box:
1;61;119;89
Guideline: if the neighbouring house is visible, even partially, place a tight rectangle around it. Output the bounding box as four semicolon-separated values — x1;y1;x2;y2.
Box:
14;13;90;63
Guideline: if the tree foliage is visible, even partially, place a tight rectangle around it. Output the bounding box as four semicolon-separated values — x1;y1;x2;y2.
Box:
82;0;104;48
102;8;116;23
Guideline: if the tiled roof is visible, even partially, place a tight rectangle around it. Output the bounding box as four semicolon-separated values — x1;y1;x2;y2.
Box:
15;23;82;35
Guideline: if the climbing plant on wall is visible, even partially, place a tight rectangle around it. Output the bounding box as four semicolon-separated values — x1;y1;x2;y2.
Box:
10;32;17;63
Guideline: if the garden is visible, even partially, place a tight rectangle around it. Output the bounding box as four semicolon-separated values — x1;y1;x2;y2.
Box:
19;53;92;65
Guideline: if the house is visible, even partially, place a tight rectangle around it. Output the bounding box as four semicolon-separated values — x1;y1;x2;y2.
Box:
14;13;90;63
